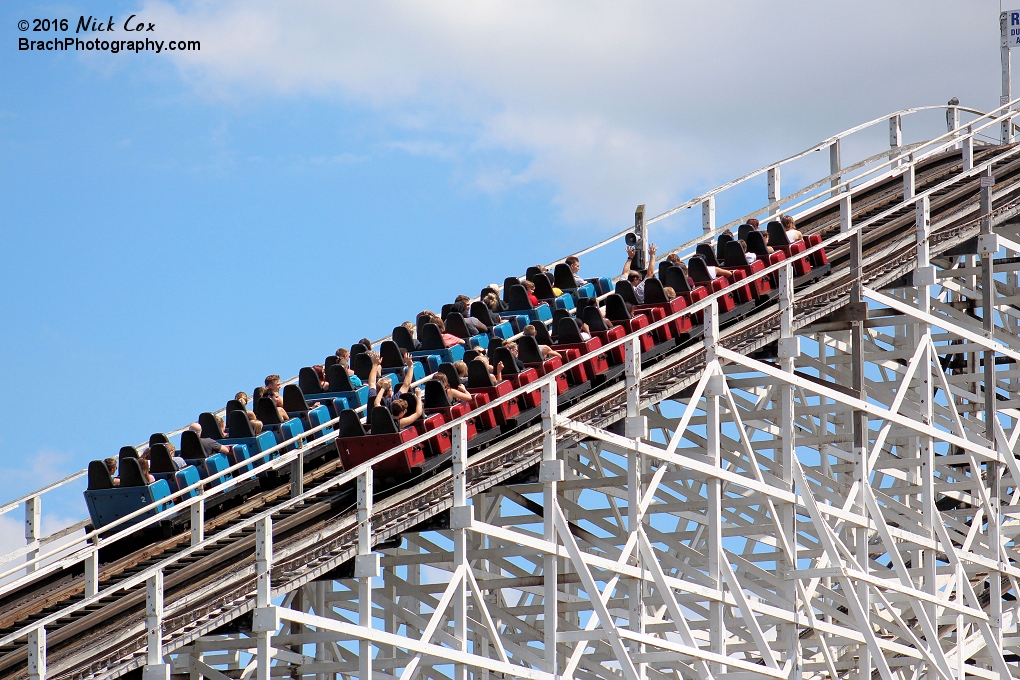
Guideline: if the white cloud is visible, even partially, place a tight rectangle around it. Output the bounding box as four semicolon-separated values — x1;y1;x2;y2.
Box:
140;0;1002;225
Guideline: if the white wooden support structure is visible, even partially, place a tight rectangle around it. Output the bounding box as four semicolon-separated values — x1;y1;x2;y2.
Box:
143;571;169;680
27;627;45;680
25;497;40;575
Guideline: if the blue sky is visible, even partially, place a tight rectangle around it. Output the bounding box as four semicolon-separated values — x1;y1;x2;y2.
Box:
0;0;1007;525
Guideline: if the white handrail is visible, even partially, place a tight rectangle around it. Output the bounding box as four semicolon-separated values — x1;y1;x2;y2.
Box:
1;99;1015;583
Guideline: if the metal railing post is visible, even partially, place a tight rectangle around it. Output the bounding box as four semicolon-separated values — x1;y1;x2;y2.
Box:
903;156;915;200
355;471;378;680
540;382;560;675
253;517;276;680
1002;11;1012;145
28;627;45;680
190;491;204;546
25;496;40;575
701;196;715;236
143;571;169;680
84;549;99;598
704;300;724;673
451;419;469;680
829;139;842;197
777;262;799;672
963;125;974;171
768;166;781;216
889;114;902;165
291;445;304;499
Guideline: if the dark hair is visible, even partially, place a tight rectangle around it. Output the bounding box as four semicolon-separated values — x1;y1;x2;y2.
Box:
359;337;372;349
453;299;468;315
565;256;579;266
253;386;267;401
390;399;408;416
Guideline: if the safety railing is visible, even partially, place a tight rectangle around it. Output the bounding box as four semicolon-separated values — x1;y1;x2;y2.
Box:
3;99;1018;615
0;102;1003;546
6;111;1020;663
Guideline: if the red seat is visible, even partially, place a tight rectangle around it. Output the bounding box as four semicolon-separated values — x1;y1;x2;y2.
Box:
423;381;479;441
465;361;521;426
335;409;425;477
634;281;692;340
413;413;451;456
553;318;610;378
604;294;656;350
515;336;571;394
804;233;829;268
688;257;738;313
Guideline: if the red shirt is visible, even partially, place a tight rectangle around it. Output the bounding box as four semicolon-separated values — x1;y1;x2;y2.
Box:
527;291;540;307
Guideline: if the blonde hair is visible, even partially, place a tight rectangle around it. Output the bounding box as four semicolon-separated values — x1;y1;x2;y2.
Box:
402;321;415;335
454;360;468;377
377;377;393;392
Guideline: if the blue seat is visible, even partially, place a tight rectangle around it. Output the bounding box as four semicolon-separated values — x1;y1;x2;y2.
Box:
174;466;202;498
307;405;334;437
589;276;613;296
412;322;465;364
323;364;372;408
279;418;305;452
553;264;597;301
147;444;198;497
444;312;489;349
501;285;555;324
208;416;279;470
490;320;515;339
229;443;254;474
380;340;427;383
184;452;233;487
84;459;173;531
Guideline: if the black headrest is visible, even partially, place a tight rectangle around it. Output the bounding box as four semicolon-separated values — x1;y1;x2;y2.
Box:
470;301;500;327
419;323;446;351
582;305;611;332
552;308;571;330
326;364;357;393
766;220;790;246
351;342;369;358
664;266;692;293
745;231;770;260
180;430;205;459
502;277;520;301
149;444;176;474
424;379;452;408
88;460;115;490
554;263;576;291
324;355;338;370
199;412;225;439
614;280;638;305
517;335;545;363
299;366;323;395
402;390;420;413
468;359;494;388
352;353;374;381
716;233;734;262
337;409;366;438
724;241;750;268
557;317;585;344
256;397;284;425
463;349;484;363
148;433;169;447
416;313;431;339
486;337;504;355
696;243;719;268
380;340;404;369
438;363;462;388
393;325;416;353
119;446;139;465
490;347;518;375
370;406;400;434
737;223;754;241
282;384;308;413
642;278;668;304
226;399;246;416
526;266;543;281
658;260;672;281
687;256;714;283
440;303;455;321
532;321;554;345
228;410;256;438
506;284;534;311
604;293;632;321
532;273;557;300
119;457;146;487
445;312;471;339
